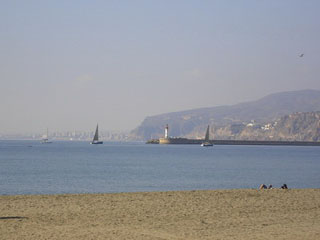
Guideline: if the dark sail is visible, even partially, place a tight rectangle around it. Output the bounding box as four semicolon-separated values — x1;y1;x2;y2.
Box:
93;124;99;141
201;125;213;146
91;124;103;144
204;125;210;141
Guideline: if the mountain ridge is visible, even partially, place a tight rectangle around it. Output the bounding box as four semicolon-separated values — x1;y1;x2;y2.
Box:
130;89;320;140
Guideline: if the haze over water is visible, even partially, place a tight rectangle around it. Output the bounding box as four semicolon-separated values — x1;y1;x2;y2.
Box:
1;1;320;134
1;141;319;195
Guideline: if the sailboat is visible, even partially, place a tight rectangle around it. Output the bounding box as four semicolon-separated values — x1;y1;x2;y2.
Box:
41;128;52;144
201;125;213;147
91;124;103;144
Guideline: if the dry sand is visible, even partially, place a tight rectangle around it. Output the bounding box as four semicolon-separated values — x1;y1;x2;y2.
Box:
1;189;320;239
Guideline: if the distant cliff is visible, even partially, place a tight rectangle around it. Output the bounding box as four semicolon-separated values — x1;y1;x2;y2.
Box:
198;112;320;141
130;90;320;141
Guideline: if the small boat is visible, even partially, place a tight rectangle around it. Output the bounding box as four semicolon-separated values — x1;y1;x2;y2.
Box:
201;125;213;147
201;142;213;147
91;124;103;144
41;128;52;144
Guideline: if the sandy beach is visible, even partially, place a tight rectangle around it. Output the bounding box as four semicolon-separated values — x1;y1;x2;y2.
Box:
1;189;320;239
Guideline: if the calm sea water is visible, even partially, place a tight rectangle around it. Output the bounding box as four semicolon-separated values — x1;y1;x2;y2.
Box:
0;140;319;195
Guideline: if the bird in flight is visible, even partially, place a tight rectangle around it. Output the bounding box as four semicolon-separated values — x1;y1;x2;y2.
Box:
299;53;304;57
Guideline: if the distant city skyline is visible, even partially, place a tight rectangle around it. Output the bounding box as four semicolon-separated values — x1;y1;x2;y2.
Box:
0;129;130;141
1;1;320;134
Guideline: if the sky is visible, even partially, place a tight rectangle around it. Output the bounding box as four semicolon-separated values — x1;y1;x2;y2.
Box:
1;0;320;134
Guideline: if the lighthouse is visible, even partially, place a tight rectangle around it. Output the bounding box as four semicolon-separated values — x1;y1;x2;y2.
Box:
164;124;169;139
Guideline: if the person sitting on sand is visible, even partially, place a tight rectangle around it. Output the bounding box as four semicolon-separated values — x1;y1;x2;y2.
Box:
259;184;267;189
268;184;273;189
281;184;288;189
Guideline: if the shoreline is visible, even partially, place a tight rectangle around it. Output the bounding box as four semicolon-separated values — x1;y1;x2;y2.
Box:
0;186;317;197
1;189;320;239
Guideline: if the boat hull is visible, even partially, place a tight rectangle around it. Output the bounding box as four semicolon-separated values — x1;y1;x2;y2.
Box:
201;142;213;147
91;141;103;144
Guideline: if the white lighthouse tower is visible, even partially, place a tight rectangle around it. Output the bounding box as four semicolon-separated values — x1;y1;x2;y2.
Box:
164;124;169;139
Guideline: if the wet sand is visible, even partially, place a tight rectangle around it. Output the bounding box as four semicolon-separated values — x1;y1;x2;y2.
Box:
1;189;320;239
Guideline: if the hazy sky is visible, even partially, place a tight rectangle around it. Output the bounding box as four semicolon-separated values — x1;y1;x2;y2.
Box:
1;0;320;133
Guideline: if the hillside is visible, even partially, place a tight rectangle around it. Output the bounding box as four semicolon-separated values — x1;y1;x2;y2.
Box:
196;111;320;141
130;90;320;140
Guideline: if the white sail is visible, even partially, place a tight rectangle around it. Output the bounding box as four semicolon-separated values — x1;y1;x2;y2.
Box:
41;128;52;143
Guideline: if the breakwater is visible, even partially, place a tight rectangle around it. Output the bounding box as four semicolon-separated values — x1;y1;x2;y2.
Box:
146;138;320;146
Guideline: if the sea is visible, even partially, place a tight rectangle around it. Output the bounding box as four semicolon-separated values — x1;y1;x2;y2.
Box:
0;140;319;195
